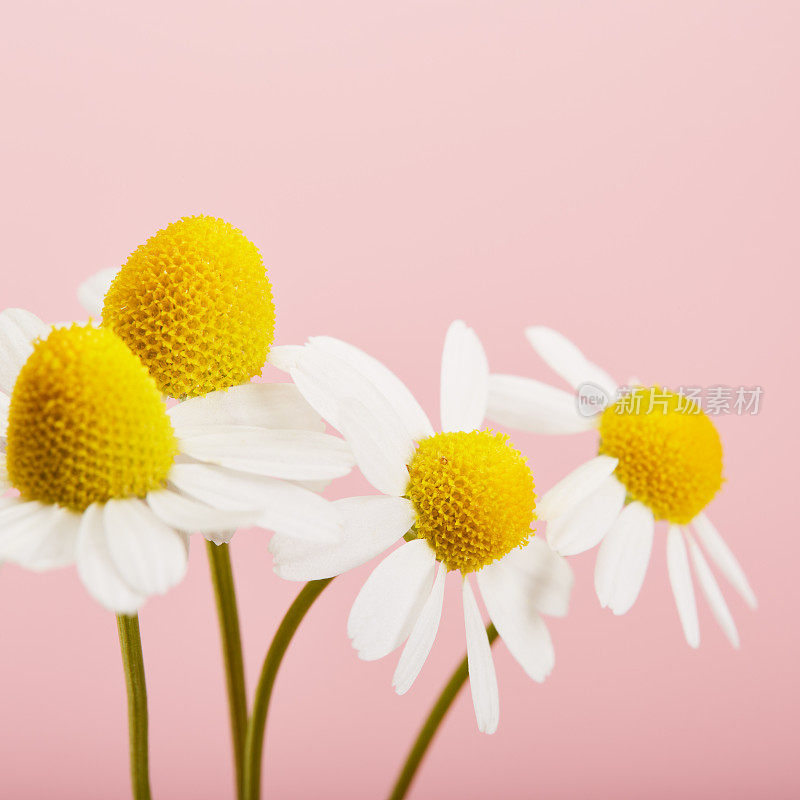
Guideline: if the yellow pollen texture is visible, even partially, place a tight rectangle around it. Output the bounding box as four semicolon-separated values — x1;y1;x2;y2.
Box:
598;387;723;524
6;325;177;512
103;215;275;398
406;430;536;573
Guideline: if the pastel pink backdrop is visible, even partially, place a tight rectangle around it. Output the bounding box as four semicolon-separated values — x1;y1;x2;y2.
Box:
1;2;797;798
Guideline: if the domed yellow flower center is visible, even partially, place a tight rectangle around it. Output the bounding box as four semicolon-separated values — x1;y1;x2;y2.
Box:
102;215;276;398
405;430;536;573
598;387;723;524
6;325;177;512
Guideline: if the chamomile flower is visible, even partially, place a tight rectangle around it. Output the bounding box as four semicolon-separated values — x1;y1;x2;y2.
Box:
270;321;574;734
486;326;756;648
0;310;352;613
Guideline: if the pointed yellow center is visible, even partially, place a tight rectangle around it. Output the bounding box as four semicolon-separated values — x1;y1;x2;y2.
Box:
5;325;177;512
405;430;536;573
102;215;276;398
598;387;723;524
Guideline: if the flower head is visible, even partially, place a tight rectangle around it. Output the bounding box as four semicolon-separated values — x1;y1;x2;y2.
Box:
0;308;351;613
487;326;756;649
102;215;275;398
271;322;575;733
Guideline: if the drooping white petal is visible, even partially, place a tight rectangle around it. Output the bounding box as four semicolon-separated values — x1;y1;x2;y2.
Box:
594;501;654;615
0;309;49;394
0;391;9;439
168;463;342;542
666;525;699;648
338;398;413;496
393;563;446;695
103;499;189;596
307;336;434;441
267;345;306;372
462;578;499;734
289;345;414;437
77;268;117;318
546;477;626;556
168;383;325;433
477;560;555;682
270;496;416;580
524;326;618;397
536;456;619;522
177;426;355;481
487;374;593;434
0;453;9;488
146;488;262;536
0;501;59;559
1;504;79;570
686;531;740;648
440;320;489;433
692;513;757;610
499;538;574;618
347;539;436;661
76;504;145;613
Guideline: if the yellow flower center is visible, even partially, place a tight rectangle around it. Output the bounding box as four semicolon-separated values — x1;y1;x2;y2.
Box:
598;387;723;524
6;325;177;512
405;430;536;573
102;215;276;398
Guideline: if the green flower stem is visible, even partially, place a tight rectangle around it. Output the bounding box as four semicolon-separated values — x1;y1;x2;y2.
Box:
116;613;152;800
206;541;249;800
243;578;333;800
387;623;499;800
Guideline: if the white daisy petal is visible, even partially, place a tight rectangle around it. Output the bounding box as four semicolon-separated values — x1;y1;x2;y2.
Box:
545;477;626;556
168;383;325;433
487;374;592;434
177;426;355;481
0;453;8;488
270;495;416;580
77;268;117;318
594;501;654;615
0;391;9;438
393;563;446;695
308;336;434;441
104;499;189;596
0;501;57;557
525;326;618;397
146;488;262;536
477;560;555;682
666;525;700;648
440;320;489;433
267;345;306;372
168;463;342;542
0;309;49;394
0;503;79;570
76;504;146;613
462;578;499;734
347;539;436;661
686;531;740;648
692;513;757;610
536;456;619;522
499;538;574;618
290;345;410;435
338;398;413;496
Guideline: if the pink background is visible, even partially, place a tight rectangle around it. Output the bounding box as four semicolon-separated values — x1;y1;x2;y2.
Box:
1;2;797;798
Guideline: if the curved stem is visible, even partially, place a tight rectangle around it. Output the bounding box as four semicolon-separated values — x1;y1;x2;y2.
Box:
116;613;152;800
206;541;248;800
387;623;499;800
243;578;333;800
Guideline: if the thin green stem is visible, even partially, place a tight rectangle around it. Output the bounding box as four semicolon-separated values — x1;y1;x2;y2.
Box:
243;578;333;800
206;541;248;800
116;613;152;800
387;623;499;800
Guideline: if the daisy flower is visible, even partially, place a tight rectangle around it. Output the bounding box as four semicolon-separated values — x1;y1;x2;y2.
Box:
0;309;352;613
270;321;574;734
486;326;756;648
